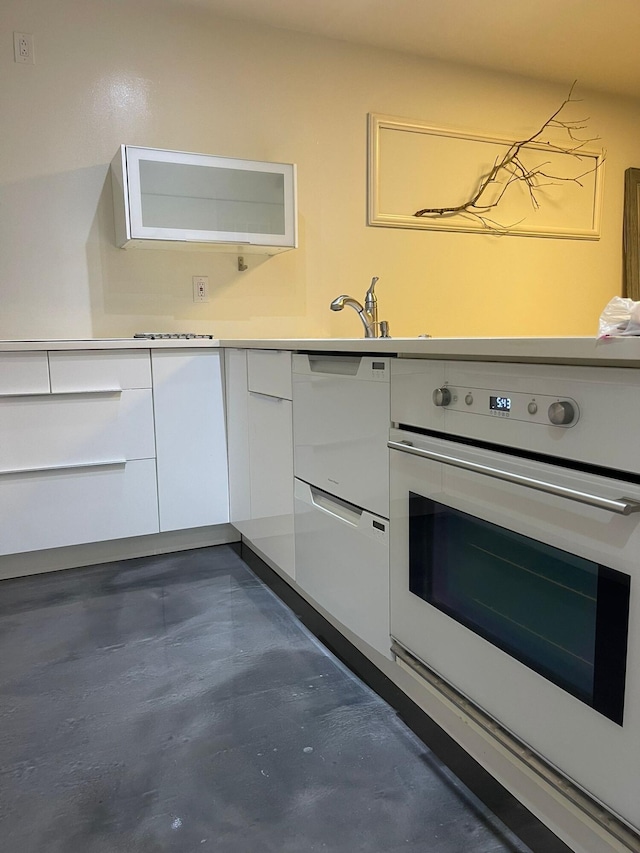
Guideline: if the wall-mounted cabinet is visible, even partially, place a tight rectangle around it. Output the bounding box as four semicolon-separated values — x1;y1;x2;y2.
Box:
111;145;297;253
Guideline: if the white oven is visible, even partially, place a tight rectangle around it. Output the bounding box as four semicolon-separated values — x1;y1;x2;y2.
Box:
389;358;640;833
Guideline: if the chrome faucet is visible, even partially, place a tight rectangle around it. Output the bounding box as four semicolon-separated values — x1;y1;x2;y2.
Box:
330;276;389;338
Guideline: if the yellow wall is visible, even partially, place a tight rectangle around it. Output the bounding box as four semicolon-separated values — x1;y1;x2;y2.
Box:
2;0;639;339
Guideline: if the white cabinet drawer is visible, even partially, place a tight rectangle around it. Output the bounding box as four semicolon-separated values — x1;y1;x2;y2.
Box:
49;350;151;392
0;352;50;395
152;350;229;531
247;350;292;400
0;459;159;555
294;479;390;658
0;389;155;473
118;389;156;460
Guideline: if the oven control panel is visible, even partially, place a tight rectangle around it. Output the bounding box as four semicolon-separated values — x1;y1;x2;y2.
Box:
390;358;640;475
432;385;580;427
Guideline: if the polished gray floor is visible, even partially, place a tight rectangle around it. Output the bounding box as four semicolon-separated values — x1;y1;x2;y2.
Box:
0;545;534;852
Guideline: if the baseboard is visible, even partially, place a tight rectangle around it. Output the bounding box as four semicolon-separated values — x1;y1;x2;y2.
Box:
0;524;240;580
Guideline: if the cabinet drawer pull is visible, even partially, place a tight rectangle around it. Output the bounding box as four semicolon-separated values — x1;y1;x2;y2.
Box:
309;485;363;526
248;391;285;402
307;355;362;375
0;388;122;399
50;388;123;396
0;459;127;476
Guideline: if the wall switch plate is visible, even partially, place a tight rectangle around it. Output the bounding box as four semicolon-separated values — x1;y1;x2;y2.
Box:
14;32;34;64
192;276;209;303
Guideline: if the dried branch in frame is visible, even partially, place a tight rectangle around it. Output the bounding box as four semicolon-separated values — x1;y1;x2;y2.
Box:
413;82;603;233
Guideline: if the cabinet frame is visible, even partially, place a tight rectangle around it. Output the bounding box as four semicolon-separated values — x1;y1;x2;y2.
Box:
111;145;297;252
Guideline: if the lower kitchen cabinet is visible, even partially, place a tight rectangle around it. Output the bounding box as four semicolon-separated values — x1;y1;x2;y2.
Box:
0;389;154;473
0;349;159;556
48;349;152;392
151;350;229;531
246;390;295;577
0;460;159;555
0;346;230;559
226;348;295;578
0;351;49;394
225;349;252;524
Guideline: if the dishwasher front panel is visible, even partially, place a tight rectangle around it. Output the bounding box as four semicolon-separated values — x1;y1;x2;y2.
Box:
292;354;390;518
294;478;391;658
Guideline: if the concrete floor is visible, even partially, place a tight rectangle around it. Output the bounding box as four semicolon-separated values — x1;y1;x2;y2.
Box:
0;545;537;852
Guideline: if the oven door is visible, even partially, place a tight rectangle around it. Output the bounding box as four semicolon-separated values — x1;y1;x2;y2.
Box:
389;427;640;829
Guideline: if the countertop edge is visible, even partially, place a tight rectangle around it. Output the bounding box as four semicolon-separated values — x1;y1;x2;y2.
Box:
218;336;640;366
1;337;640;365
0;339;221;351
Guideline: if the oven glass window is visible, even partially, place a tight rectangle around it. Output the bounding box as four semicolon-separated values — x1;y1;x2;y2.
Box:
409;493;630;724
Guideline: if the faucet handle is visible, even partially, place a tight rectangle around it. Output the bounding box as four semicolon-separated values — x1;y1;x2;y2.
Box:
365;276;379;299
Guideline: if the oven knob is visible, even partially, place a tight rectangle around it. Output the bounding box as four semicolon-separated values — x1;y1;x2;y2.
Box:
548;400;575;425
432;387;452;407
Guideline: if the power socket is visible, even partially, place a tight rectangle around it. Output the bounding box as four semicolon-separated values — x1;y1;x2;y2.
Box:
14;32;34;64
192;275;209;303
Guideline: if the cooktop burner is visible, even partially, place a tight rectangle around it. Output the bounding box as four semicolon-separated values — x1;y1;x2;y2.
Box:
133;332;214;340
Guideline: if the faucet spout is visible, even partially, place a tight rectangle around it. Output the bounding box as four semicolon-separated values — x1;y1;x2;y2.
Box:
330;295;376;337
330;277;388;338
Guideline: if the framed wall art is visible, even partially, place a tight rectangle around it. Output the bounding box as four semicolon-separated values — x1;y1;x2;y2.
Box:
368;113;604;239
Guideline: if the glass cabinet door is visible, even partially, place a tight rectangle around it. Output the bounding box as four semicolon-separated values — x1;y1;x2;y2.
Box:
113;146;297;250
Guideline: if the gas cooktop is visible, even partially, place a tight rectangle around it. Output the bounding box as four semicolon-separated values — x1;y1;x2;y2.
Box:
133;332;214;340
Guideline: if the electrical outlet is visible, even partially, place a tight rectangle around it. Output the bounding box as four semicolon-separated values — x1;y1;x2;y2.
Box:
14;32;34;64
192;275;209;303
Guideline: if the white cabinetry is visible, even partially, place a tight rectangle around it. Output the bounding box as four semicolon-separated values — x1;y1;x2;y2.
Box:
48;349;152;392
151;350;229;532
111;146;297;253
226;349;295;578
0;352;49;394
0;350;159;556
246;391;294;577
225;349;252;525
0;347;230;558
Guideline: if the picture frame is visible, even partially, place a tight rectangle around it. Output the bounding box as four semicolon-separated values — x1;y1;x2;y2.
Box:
368;113;604;239
623;168;640;300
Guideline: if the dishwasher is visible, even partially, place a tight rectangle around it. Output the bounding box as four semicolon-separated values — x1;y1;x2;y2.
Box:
292;353;391;658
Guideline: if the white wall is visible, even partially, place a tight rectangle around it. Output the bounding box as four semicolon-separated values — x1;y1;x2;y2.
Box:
2;0;640;340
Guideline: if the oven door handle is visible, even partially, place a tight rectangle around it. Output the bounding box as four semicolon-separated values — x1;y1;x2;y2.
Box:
388;440;640;516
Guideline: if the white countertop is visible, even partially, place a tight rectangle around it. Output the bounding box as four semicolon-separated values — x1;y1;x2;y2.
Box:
218;336;640;365
0;338;218;351
2;336;640;366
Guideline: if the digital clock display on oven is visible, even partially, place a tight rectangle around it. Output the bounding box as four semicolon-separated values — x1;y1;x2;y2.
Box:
490;395;511;411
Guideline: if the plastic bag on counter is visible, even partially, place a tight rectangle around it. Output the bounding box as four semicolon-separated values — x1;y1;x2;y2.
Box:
598;296;640;337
